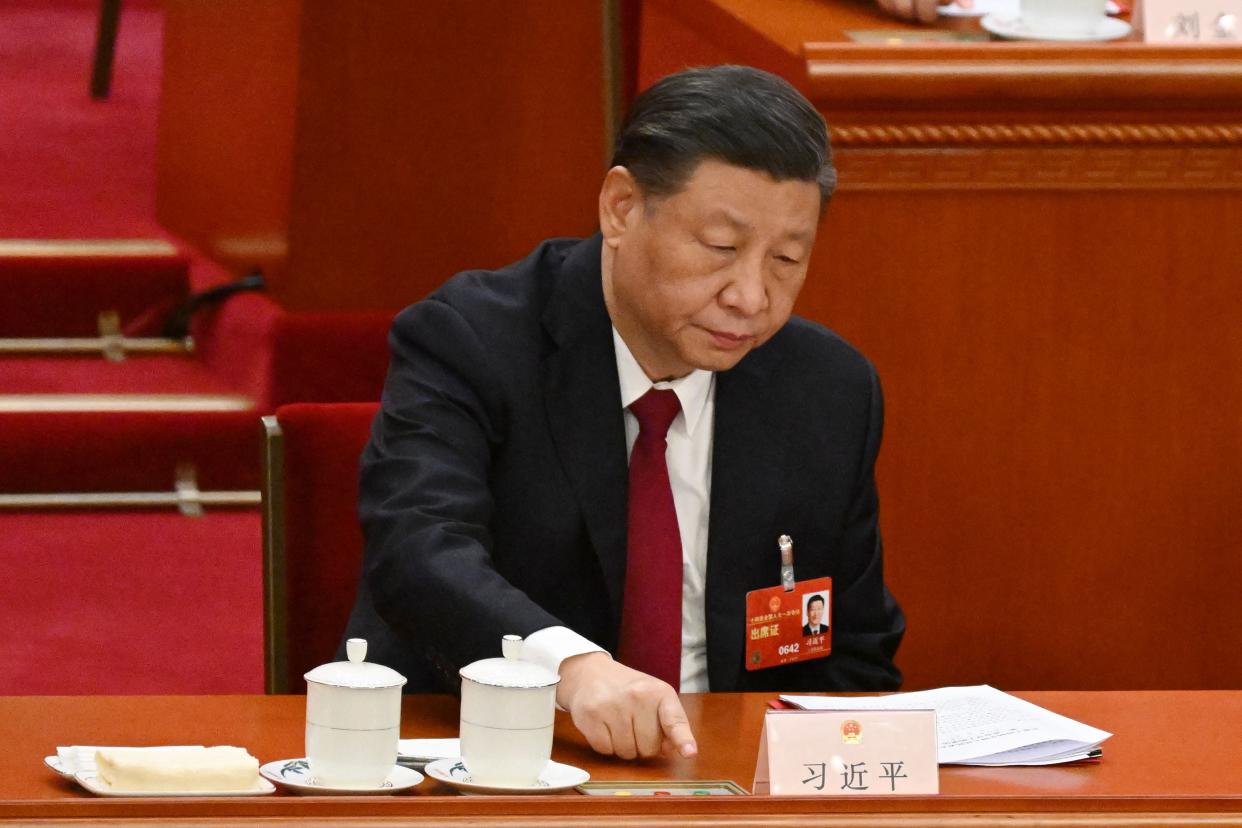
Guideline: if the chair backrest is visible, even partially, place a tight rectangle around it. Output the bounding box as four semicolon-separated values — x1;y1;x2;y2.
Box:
263;402;379;693
0;240;187;337
267;311;393;408
0;410;260;493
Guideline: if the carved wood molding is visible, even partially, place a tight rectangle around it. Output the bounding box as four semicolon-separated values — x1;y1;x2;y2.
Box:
831;123;1242;147
836;146;1242;190
803;47;1242;108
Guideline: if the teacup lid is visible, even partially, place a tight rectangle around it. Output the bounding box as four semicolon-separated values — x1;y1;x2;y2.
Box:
304;638;407;689
458;635;561;689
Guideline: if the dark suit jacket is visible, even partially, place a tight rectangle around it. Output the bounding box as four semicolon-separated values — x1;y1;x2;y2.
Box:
802;624;828;637
344;235;904;693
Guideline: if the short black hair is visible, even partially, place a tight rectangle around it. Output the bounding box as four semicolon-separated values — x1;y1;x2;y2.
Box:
611;65;835;205
807;594;826;609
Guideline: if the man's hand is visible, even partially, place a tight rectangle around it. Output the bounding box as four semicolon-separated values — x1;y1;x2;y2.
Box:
876;0;973;23
557;652;698;760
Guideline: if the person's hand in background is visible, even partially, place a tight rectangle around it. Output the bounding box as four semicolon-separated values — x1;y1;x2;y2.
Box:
876;0;973;23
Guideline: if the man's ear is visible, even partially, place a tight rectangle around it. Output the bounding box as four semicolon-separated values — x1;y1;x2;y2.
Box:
598;166;641;249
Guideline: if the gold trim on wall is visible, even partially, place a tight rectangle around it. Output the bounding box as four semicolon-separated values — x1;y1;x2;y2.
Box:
831;123;1242;147
835;146;1242;191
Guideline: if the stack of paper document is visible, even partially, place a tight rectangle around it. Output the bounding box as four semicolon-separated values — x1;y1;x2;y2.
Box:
780;685;1111;766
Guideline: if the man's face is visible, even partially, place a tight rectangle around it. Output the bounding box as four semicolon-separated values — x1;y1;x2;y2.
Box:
600;159;822;380
808;599;824;627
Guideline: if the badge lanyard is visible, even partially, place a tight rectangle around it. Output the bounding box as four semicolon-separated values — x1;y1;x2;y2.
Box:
744;536;832;671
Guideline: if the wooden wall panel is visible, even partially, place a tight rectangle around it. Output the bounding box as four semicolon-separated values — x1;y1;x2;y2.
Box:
281;1;606;310
814;188;1242;690
158;2;607;311
157;0;300;278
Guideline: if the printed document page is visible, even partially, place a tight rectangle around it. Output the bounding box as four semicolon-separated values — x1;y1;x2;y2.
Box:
780;685;1111;765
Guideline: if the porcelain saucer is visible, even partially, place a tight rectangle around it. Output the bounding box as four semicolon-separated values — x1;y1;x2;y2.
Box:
259;758;424;795
423;757;589;795
981;12;1131;40
44;756;73;778
397;738;460;769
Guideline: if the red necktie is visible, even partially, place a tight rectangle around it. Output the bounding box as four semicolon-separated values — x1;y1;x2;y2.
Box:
618;388;683;690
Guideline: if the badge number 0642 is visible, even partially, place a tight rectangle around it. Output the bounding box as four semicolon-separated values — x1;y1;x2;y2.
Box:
744;577;832;671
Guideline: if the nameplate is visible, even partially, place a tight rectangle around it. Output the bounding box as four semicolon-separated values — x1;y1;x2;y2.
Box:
1140;0;1240;42
752;709;938;796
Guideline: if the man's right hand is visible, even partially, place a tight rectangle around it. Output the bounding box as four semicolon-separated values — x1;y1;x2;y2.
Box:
556;652;698;760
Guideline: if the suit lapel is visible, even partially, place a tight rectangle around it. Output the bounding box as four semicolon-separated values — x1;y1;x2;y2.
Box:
705;346;787;689
540;237;629;623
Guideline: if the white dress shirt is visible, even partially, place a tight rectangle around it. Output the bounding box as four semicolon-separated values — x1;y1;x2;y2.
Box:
524;327;716;692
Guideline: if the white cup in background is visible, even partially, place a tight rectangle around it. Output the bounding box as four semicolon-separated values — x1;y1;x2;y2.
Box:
1020;0;1108;34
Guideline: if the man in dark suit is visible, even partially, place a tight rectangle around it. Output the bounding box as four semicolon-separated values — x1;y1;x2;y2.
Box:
345;65;904;762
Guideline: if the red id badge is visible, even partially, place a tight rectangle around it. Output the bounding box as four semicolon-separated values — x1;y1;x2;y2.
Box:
744;577;832;671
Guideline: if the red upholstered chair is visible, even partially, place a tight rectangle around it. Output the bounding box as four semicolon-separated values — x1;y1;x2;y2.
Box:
0;240;188;337
262;402;379;693
267;310;393;408
0;242;271;412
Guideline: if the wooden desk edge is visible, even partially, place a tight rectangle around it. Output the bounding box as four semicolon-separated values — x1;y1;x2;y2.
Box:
5;793;1242;824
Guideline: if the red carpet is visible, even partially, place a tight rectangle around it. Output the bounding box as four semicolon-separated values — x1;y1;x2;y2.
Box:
0;1;394;695
0;0;165;238
0;1;271;694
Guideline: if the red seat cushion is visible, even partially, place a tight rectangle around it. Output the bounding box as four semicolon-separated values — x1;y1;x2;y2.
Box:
269;311;392;407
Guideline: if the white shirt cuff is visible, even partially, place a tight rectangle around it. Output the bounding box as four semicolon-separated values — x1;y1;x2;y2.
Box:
522;626;607;676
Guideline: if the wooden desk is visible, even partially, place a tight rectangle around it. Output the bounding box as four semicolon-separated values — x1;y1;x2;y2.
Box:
2;692;1240;825
640;0;1242;694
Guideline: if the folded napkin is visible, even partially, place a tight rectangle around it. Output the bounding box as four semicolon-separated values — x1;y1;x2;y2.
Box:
94;746;260;791
55;745;203;775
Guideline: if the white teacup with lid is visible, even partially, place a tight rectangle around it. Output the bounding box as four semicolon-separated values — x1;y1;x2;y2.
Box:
459;634;560;787
304;638;406;788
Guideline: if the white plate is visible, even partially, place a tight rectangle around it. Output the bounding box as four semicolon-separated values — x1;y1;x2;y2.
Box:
259;758;423;795
423;757;589;795
44;756;72;778
981;12;1131;40
398;738;460;767
73;770;275;797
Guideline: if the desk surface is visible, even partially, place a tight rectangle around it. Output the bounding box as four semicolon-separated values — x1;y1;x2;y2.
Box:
1;691;1240;825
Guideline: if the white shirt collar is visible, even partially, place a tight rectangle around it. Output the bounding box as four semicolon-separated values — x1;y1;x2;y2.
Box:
612;327;714;437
